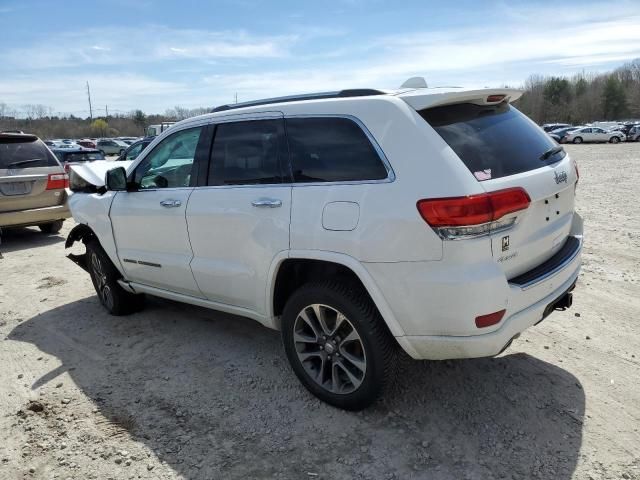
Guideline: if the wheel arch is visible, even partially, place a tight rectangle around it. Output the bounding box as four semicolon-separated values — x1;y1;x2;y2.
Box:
65;222;124;276
267;250;406;337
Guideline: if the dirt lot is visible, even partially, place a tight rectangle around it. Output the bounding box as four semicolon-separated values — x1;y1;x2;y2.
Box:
1;143;639;480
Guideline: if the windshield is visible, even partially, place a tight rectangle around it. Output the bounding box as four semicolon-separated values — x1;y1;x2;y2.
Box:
419;102;564;181
0;138;59;169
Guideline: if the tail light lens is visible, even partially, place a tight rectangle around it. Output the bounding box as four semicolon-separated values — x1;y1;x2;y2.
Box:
46;173;69;190
417;187;530;239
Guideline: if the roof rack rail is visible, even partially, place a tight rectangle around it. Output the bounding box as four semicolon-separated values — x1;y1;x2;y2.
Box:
211;89;386;113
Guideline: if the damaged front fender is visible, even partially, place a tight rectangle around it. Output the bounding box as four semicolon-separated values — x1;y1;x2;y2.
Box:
65;224;96;272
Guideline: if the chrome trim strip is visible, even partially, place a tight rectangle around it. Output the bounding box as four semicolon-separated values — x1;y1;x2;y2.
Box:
121;258;162;268
510;235;582;290
192;114;396;190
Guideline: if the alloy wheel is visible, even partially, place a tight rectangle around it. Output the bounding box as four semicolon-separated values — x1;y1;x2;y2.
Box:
293;304;367;394
91;252;114;310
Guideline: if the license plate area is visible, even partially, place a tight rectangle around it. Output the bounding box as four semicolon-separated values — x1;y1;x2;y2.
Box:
0;181;32;196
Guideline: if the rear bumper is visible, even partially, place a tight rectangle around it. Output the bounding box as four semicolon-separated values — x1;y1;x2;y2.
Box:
0;203;70;228
365;213;583;360
396;267;579;359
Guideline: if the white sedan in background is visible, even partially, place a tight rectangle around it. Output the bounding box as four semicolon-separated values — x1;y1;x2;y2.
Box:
564;127;625;144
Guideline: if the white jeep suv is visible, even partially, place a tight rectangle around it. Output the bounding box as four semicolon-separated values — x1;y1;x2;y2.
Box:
66;84;582;410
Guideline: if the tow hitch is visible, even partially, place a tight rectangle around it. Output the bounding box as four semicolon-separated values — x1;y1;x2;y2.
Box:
537;281;576;324
554;292;573;311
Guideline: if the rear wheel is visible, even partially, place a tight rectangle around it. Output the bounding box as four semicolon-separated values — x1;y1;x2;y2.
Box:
281;281;397;410
86;240;145;315
39;220;63;234
572;137;583;144
610;136;620;144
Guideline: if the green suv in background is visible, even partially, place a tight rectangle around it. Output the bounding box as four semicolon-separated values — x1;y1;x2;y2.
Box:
96;139;129;156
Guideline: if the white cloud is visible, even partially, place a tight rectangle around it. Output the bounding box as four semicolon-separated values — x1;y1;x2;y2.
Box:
1;3;639;114
0;25;295;69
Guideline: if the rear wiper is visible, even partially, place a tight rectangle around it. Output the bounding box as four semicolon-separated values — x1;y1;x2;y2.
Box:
539;146;564;162
6;158;44;168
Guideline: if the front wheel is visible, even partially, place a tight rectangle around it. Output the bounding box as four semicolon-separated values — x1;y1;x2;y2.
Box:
86;240;145;315
610;136;620;144
573;137;583;144
281;281;397;410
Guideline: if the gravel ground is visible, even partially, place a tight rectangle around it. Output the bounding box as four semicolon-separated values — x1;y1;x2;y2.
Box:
1;143;639;480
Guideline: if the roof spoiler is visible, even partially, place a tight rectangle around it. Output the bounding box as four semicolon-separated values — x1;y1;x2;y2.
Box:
399;88;524;111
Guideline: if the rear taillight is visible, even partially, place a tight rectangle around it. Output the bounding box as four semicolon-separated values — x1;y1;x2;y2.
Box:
46;173;69;190
417;187;530;239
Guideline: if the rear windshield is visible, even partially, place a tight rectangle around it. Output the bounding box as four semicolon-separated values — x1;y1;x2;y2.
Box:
419;102;563;181
0;138;59;169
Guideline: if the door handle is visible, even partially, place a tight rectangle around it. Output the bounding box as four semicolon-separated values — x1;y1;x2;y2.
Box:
251;198;282;208
160;199;182;208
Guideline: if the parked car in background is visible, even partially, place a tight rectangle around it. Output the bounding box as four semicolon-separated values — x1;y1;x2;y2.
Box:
542;123;571;132
52;147;105;173
0;132;70;233
66;84;581;409
628;125;640;142
77;139;97;149
96;139;128;156
548;126;579;143
564;127;625;144
116;137;153;161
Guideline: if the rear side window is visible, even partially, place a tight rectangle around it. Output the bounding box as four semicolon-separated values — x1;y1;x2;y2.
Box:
0;138;59;169
208;120;283;186
286;117;388;183
420;103;563;181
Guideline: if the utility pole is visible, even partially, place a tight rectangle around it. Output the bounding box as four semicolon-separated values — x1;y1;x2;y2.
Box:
86;81;93;121
234;92;238;104
105;105;109;118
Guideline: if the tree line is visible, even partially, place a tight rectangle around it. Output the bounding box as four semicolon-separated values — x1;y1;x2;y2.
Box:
2;59;639;139
0;106;210;140
515;59;640;124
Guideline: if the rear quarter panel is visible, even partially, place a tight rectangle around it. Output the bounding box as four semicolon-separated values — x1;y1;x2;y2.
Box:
285;96;485;262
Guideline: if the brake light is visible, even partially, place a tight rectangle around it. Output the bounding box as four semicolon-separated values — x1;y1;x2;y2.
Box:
46;173;69;190
417;188;530;239
475;309;506;328
487;94;506;103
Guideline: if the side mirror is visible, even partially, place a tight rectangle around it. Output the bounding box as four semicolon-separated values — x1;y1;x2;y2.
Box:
105;167;127;191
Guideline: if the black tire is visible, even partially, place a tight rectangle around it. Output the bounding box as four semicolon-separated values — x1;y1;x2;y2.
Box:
39;220;63;234
281;280;397;410
572;137;583;144
610;136;620;144
86;240;145;315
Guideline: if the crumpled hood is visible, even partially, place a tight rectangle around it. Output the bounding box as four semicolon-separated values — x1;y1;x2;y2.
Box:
69;160;134;187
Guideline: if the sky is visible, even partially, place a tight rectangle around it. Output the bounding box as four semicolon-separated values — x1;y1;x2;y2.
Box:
1;0;640;116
